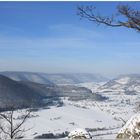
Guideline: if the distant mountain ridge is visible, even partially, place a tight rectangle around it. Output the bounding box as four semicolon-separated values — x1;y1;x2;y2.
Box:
99;74;140;94
0;71;108;85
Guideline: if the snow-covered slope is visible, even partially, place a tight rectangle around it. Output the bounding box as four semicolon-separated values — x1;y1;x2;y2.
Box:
117;114;140;139
78;80;140;121
0;75;44;110
99;74;140;93
115;77;130;85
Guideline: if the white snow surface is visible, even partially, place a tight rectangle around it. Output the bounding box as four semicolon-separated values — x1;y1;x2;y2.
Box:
68;128;91;139
115;77;130;84
24;103;119;138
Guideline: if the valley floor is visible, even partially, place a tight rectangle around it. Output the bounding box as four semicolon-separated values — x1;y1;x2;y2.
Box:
25;103;121;139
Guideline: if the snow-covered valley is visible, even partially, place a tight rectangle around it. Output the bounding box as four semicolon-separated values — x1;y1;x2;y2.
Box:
22;75;140;139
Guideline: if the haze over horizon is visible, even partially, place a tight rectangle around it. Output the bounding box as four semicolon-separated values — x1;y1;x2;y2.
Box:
0;2;140;77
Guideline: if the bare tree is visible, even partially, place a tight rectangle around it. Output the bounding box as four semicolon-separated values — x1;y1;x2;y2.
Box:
0;108;31;139
77;5;140;32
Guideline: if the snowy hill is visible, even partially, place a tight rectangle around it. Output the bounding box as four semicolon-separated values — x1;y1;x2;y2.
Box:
0;75;44;110
99;74;140;94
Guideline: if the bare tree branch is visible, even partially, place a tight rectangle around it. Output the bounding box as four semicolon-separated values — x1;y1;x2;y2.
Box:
0;109;32;139
12;111;31;136
77;5;140;32
0;125;11;138
0;114;12;125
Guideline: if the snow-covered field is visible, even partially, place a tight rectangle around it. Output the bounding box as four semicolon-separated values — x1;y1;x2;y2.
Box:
6;80;140;139
25;103;121;139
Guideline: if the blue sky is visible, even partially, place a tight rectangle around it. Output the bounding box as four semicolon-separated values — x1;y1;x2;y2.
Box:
0;1;140;77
